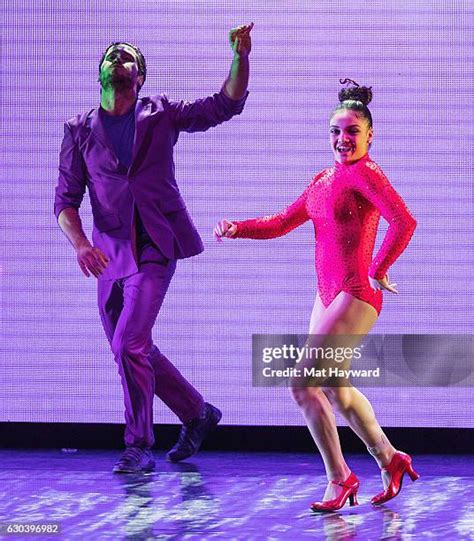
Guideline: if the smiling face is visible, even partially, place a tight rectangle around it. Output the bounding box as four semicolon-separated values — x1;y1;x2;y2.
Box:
99;43;144;94
330;109;373;164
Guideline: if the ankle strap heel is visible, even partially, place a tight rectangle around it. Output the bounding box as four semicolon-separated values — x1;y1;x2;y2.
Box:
311;472;360;512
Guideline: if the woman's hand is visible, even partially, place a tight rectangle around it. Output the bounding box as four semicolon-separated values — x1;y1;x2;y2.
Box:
214;219;237;242
369;274;398;294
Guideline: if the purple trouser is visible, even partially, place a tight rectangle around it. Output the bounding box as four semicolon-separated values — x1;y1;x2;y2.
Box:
97;245;204;448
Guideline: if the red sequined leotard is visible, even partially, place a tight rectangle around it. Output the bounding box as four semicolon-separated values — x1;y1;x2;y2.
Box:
234;154;417;315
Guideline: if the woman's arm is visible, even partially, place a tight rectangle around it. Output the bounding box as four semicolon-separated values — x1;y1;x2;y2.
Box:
214;171;325;241
357;161;417;280
232;189;310;239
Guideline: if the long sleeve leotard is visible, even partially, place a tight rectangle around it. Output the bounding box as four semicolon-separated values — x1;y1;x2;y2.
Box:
234;154;417;315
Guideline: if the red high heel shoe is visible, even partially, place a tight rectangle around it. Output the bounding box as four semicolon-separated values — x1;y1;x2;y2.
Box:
311;472;360;512
371;451;420;505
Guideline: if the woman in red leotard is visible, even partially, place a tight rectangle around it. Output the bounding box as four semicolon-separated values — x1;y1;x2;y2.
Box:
214;80;419;512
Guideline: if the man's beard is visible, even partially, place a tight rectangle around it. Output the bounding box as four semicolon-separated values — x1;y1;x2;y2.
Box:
99;69;135;92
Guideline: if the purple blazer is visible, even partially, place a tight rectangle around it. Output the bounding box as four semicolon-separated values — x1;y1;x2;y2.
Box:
54;89;248;280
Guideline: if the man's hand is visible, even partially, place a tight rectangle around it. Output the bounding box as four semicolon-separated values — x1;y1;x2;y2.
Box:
229;23;254;57
76;242;110;278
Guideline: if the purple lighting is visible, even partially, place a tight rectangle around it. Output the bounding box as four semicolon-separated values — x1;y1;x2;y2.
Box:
0;1;472;428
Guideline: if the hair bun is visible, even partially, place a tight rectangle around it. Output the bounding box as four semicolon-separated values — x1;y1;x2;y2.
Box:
338;78;372;105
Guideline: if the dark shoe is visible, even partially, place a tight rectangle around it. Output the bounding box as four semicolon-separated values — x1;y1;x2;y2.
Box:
113;447;155;473
166;403;222;462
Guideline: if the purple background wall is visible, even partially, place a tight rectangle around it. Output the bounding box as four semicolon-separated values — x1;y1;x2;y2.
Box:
1;1;472;427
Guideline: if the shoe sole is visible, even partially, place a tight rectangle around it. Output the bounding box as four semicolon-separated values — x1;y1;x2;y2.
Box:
112;462;156;474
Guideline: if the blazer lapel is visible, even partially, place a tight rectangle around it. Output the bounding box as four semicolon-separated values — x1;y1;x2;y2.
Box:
129;99;150;173
89;98;155;174
89;107;117;158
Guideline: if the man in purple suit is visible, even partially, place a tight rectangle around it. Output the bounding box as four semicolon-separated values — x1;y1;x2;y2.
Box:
54;24;253;472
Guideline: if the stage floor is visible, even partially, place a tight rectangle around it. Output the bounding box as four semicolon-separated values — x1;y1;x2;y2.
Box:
0;450;471;540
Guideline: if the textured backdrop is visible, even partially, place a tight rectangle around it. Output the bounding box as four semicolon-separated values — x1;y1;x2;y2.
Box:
0;0;472;427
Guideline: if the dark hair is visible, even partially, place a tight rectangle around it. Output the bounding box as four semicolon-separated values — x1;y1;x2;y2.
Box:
331;78;373;128
99;41;147;91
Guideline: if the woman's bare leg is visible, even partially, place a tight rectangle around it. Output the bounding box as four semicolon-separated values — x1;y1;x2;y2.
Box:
290;292;396;497
318;292;397;487
290;386;351;481
290;294;350;499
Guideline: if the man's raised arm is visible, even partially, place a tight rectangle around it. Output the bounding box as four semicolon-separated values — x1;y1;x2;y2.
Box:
222;22;253;100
